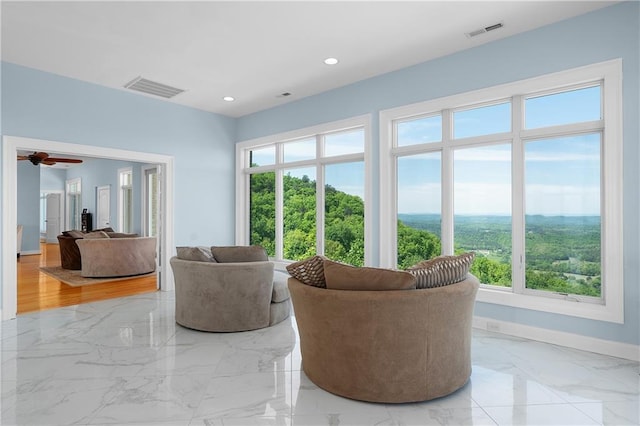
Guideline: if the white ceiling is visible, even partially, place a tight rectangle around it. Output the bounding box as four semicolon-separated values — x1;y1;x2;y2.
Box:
1;1;617;118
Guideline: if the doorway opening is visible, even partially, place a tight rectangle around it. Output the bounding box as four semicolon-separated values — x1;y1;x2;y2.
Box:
3;135;175;320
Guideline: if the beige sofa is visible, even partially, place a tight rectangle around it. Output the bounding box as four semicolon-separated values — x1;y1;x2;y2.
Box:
288;273;480;403
75;237;157;278
170;257;291;332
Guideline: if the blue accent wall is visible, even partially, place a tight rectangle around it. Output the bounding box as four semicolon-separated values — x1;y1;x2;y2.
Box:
236;2;640;345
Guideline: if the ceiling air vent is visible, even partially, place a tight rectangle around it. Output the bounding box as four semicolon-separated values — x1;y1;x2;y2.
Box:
124;77;185;99
466;22;504;38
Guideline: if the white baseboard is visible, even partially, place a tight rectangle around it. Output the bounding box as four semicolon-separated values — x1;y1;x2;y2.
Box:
18;250;41;256
473;316;639;361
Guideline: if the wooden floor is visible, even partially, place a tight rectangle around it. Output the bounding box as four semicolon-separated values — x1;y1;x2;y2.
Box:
17;243;158;314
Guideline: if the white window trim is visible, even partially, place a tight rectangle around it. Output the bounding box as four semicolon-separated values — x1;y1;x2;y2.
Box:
65;177;82;231
380;59;623;323
236;114;373;265
118;167;133;233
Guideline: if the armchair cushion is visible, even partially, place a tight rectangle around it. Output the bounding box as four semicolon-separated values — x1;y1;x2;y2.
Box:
176;246;216;262
210;245;268;263
272;271;290;303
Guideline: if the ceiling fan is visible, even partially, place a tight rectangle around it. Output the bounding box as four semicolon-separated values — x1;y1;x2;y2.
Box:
17;151;83;166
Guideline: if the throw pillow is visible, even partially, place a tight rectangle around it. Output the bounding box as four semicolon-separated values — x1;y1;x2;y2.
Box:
286;255;327;288
323;259;416;291
82;230;110;239
407;252;475;289
176;246;216;262
210;245;268;263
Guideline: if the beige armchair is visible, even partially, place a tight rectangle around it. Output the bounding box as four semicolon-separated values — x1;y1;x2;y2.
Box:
170;257;290;332
288;274;480;403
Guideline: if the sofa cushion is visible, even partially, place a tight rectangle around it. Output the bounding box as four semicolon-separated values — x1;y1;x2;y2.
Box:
107;232;139;238
286;255;327;288
407;252;475;289
83;230;110;239
176;246;216;262
323;259;416;291
210;245;268;263
272;271;291;303
93;227;115;233
64;229;85;239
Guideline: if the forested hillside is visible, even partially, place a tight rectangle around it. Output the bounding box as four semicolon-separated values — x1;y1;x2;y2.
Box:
250;172;440;267
251;173;601;297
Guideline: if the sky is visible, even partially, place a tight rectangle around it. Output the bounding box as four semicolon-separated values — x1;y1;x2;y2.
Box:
397;85;601;216
252;85;602;217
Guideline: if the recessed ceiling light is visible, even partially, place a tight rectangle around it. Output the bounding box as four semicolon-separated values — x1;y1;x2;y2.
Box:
223;96;235;102
324;57;339;65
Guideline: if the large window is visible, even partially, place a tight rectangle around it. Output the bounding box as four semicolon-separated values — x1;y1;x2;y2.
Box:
380;60;622;323
237;116;370;266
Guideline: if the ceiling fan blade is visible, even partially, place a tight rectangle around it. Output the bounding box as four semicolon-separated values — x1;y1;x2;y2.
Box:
17;155;29;161
42;160;57;165
33;152;50;160
48;157;83;164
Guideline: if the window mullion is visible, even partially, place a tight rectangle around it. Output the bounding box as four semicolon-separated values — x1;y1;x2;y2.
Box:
511;95;526;294
275;143;284;261
316;135;325;256
441;109;454;255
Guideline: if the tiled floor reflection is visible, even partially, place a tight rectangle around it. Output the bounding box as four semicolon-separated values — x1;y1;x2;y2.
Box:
1;291;638;425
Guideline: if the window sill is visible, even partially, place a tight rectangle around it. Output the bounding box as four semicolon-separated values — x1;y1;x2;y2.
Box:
476;286;623;324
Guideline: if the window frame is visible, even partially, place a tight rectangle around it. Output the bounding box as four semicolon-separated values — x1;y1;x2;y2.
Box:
236;115;372;267
118;167;133;233
380;59;623;323
65;177;82;231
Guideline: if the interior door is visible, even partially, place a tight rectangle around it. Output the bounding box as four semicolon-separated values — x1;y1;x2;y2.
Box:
45;193;61;243
96;185;111;229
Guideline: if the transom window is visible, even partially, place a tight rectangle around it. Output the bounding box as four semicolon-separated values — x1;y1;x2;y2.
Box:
237;116;371;266
380;60;622;323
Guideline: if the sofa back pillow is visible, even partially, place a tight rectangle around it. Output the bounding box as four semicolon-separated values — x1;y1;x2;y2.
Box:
286;255;327;288
407;252;475;289
83;230;110;239
323;259;416;291
176;246;216;262
63;230;85;239
210;245;268;263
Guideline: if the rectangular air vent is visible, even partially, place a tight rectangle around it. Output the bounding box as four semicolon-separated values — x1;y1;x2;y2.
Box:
466;22;504;38
124;77;185;99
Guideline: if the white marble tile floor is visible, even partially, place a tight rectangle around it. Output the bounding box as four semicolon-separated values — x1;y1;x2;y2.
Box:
1;291;638;425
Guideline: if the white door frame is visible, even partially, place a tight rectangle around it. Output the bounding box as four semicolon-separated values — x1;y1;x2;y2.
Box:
3;135;175;320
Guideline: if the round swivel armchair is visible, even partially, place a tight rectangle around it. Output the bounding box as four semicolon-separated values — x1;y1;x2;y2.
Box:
288;274;480;403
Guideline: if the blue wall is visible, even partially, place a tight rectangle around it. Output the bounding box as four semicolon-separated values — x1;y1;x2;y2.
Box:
16;162;40;253
237;2;640;345
2;62;238;250
65;159;150;235
40;168;66;191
